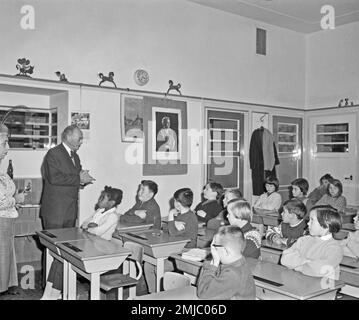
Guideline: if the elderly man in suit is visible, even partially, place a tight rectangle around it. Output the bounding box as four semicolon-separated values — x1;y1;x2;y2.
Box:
40;124;95;300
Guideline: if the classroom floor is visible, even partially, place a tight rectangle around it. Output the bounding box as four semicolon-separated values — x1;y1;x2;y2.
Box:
0;263;149;300
0;263;357;300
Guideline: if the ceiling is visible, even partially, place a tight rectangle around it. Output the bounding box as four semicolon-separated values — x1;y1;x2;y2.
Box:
187;0;359;33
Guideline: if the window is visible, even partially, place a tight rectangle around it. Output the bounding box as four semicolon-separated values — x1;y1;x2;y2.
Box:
277;122;298;154
316;123;349;153
0;108;57;149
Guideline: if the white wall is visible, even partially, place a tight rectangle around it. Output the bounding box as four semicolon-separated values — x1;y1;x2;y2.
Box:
305;21;359;109
0;0;305;108
76;87;203;224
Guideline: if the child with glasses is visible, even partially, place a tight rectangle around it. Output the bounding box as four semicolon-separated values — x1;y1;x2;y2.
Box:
197;225;255;300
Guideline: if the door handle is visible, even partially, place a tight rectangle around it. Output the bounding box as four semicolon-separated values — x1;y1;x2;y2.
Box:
344;175;353;180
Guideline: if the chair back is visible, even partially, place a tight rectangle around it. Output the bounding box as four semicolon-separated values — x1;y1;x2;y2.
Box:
163;272;191;291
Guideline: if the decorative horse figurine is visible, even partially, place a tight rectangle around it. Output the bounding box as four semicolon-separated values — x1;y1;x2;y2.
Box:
166;80;182;95
98;72;117;88
16;58;34;77
55;71;68;82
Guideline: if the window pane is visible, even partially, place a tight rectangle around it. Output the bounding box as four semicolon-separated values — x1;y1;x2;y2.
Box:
277;124;296;133
278;134;296;143
317;144;349;153
210;130;238;141
278;144;295;153
211;142;238;153
317;123;348;133
316;134;348;143
209;119;238;130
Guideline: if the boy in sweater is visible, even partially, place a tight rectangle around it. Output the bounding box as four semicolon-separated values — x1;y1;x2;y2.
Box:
197;225;255;300
119;180;161;229
281;205;343;280
144;188;198;293
266;199;308;247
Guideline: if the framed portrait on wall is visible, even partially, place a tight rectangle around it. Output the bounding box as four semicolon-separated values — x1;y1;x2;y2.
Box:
143;96;188;176
121;94;144;142
152;107;181;161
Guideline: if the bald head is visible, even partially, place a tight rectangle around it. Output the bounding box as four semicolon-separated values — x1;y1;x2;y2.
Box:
61;125;83;151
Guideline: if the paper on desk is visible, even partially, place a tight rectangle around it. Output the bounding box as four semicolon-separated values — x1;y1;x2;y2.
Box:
182;248;208;262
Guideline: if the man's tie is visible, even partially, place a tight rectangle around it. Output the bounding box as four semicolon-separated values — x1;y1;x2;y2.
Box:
70;150;76;166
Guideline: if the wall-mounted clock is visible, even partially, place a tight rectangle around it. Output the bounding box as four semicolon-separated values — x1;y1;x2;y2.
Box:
134;69;149;86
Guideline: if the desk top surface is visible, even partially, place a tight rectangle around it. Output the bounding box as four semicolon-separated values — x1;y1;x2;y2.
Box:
37;228;90;244
171;252;344;299
136;286;198;300
56;237;131;260
115;222;153;232
261;239;287;252
121;230;190;247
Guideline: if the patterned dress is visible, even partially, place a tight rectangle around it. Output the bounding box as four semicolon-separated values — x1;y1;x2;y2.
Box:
0;172;18;293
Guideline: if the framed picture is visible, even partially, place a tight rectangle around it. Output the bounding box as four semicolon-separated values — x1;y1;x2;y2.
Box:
152;107;181;161
71;112;90;130
121;94;144;142
143;96;188;176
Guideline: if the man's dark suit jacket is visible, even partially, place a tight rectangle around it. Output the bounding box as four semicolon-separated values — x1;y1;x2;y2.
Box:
40;143;82;228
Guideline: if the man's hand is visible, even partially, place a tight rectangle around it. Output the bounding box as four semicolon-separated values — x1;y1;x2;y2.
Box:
80;170;96;185
174;221;186;231
197;210;207;218
134;210;147;219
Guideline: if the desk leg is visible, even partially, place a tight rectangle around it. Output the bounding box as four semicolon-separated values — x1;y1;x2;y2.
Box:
90;273;101;300
62;260;68;300
128;261;136;299
45;249;53;280
67;265;77;300
156;258;165;293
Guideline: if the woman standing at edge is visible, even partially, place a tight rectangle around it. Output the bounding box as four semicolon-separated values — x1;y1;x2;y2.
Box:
0;124;25;296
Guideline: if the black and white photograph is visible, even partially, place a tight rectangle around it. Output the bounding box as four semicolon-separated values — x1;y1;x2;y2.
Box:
153;107;181;161
1;0;359;308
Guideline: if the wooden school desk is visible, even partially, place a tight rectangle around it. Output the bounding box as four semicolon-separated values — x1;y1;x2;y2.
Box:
112;221;153;240
136;285;198;300
120;230;190;292
340;256;359;288
57;236;131;300
260;239;359;289
37;228;90;299
171;252;344;300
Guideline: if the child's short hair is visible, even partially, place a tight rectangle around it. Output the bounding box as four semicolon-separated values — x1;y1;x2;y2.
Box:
141;180;158;196
283;199;307;220
227;200;252;222
226;188;243;199
207;182;224;200
217;225;245;254
103;186;123;206
174;188;193;208
291;178;309;196
320;173;333;184
326;179;343;197
310;205;342;234
264;176;279;191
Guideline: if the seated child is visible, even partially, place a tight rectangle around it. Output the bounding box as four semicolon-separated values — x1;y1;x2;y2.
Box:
81;186;123;241
197;225;255;300
41;185;123;300
266;199;308;247
307;173;333;205
316;179;347;213
119;180;161;229
253;177;282;211
207;188;243;231
281;205;343;280
144;188;198;293
195;182;224;224
340;212;359;258
290;178;314;214
227;200;261;259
